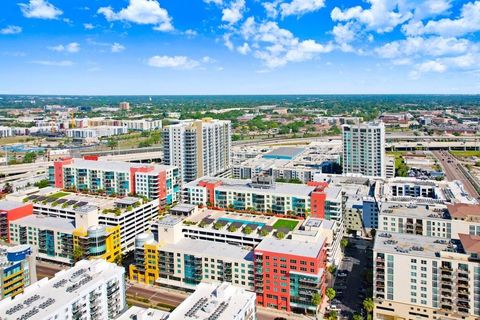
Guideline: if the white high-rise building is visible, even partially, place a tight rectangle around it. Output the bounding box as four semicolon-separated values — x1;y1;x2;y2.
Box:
163;119;232;183
342;121;386;178
0;259;126;320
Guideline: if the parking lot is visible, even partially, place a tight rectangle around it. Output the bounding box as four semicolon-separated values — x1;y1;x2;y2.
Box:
330;238;373;319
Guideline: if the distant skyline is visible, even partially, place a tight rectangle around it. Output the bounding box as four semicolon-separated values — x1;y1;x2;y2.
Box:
0;0;479;95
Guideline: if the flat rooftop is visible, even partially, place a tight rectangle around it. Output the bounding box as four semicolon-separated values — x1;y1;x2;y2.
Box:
161;238;253;262
255;237;325;258
168;282;256;320
0;259;124;320
0;200;28;211
62;158;172;174
11;215;76;233
380;202;449;220
374;232;463;258
262;147;305;160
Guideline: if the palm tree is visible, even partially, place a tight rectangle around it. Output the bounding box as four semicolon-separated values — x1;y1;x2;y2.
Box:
363;297;374;315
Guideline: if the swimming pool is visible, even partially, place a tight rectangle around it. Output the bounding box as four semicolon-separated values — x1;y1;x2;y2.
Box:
217;217;266;227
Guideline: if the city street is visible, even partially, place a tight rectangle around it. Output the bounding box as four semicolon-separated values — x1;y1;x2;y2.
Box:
432;150;480;198
331;238;372;319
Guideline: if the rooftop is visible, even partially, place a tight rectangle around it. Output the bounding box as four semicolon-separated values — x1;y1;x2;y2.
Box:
458;234;480;256
262;147;305;160
0;200;28;211
255;237;325;258
380;202;449;220
62;158;172;174
168;282;256;320
117;306;169;320
11;215;76;233
447;203;480;221
0;259;124;320
161;238;253;262
374;232;464;258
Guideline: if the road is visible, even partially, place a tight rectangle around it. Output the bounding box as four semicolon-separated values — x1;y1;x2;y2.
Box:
36;262;302;320
432;150;480;199
331;238;372;320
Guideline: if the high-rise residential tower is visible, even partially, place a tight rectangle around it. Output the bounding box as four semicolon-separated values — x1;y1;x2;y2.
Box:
163;119;232;183
342;121;386;178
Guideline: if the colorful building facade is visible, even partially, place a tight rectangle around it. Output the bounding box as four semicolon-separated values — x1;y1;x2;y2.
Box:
0;244;37;300
0;200;33;242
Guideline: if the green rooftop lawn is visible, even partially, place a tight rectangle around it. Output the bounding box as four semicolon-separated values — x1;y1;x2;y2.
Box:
450;151;480;157
273;219;299;231
49;192;70;199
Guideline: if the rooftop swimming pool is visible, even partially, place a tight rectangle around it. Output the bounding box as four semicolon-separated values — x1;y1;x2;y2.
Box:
217;217;266;227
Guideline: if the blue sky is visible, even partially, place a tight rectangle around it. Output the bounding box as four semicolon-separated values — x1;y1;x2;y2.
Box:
0;0;479;94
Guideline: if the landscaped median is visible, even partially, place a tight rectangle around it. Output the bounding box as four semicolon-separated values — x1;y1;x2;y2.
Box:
126;294;176;312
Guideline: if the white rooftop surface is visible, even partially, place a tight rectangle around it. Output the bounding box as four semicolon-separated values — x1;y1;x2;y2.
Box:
117;306;170;320
0;200;27;211
11;215;76;233
255;237;325;258
380;202;448;220
63;158;171;173
0;259;124;320
374;232;462;259
168;282;256;320
161;238;253;262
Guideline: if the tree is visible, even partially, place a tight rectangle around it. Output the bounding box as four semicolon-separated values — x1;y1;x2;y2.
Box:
23;152;37;164
341;238;349;250
213;222;224;230
327;265;337;274
311;292;321;306
363;298;374;314
276;231;285;239
352;314;364;320
326;287;336;301
228;225;238;232
326;310;338;320
260;229;269;237
2;183;13;194
73;246;85;262
243;226;252;235
34;179;50;189
107;139;118;150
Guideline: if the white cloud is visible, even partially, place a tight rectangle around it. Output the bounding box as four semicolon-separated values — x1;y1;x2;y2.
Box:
222;0;245;24
229;17;333;69
403;1;480;37
201;56;216;63
0;25;22;35
332;23;356;52
111;43;126;53
48;42;80;53
204;0;223;4
83;23;95;30
237;42;251;55
31;60;73;67
331;0;412;33
98;0;173;32
375;37;472;59
18;0;62;19
184;29;198;37
148;55;200;69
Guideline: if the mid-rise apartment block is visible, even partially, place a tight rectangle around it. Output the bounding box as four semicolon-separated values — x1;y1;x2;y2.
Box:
0;259;126;320
0;200;33;242
0;244;37;300
163;119;231;183
342;121;386;178
373;232;480;320
184;176;342;219
49;157;180;205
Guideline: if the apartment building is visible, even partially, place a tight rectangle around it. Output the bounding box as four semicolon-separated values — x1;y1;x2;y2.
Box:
130;211;329;313
22;191;159;252
0;259;126;320
49;157;180;205
123;119;162;131
163;119;231;183
0;126;12;138
378;202;480;239
373;232;480;320
9;214;121;265
0;244;37;300
183;176;342;219
342;121;386;178
254;237;327;312
0;200;33;242
66;126;128;140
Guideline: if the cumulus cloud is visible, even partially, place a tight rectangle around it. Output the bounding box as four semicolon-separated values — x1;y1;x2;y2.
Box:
18;0;62;19
111;43;126;53
264;0;325;18
83;23;95;30
48;42;80;53
0;26;22;35
31;60;73;67
204;0;223;4
148;55;200;69
403;0;480;37
98;0;173;32
227;17;333;69
222;0;245;24
332;22;357;52
184;29;198;37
